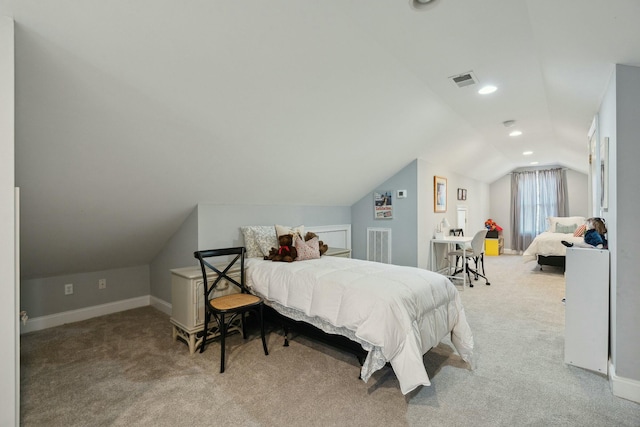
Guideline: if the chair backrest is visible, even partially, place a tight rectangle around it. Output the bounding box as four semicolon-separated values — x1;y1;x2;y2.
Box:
450;228;464;236
194;247;247;299
469;229;488;256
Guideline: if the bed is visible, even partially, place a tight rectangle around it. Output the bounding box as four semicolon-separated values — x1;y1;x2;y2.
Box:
522;216;586;269
239;224;474;394
243;254;474;395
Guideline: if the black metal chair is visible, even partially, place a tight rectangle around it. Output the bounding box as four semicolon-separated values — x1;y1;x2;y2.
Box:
449;228;464;237
194;247;268;372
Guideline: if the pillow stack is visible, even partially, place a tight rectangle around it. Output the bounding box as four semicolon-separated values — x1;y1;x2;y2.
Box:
241;224;310;259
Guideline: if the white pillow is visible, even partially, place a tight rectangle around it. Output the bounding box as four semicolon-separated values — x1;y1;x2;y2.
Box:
275;224;305;241
547;216;585;233
240;226;277;258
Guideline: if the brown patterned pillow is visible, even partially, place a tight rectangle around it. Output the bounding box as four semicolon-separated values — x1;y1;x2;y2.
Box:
295;236;320;261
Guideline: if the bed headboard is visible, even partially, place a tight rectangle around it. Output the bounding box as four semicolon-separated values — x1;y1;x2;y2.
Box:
306;224;351;250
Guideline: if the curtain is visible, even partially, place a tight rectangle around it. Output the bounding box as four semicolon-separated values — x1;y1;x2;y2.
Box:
511;168;567;252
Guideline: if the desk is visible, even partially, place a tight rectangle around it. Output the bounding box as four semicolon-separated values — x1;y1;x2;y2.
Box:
430;235;473;289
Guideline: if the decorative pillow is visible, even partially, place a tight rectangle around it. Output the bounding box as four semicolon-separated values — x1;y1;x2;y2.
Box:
254;226;278;256
295;236;320;261
547;216;585;232
240;226;278;258
275;224;305;241
240;226;261;258
555;223;577;234
573;224;587;237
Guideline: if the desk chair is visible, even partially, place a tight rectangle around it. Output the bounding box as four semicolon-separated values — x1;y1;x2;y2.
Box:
449;228;465;270
194;247;269;372
448;229;490;287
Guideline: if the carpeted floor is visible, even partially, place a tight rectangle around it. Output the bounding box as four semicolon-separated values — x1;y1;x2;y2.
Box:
20;255;639;426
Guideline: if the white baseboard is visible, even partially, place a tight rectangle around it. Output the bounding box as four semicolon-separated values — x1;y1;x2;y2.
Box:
150;295;172;316
19;295;166;334
609;359;640;403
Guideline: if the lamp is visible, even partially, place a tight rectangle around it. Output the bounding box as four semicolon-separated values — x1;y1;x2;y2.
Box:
435;217;450;239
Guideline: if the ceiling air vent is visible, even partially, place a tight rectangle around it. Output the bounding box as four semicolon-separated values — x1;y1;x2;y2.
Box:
449;71;478;88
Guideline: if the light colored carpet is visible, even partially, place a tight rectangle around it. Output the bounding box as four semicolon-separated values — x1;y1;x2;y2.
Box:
20;255;639;426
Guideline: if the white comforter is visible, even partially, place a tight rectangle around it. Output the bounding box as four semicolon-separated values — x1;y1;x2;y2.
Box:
522;231;584;262
245;256;474;395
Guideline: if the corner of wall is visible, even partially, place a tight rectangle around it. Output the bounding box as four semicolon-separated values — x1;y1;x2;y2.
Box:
149;206;199;304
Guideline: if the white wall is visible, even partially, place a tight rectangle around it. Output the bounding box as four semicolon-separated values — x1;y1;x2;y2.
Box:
565;169;589;217
21;265;149;318
149;207;199;304
489;174;511;249
351;160;419;266
0;16;17;426
418;159;490;269
605;65;640;393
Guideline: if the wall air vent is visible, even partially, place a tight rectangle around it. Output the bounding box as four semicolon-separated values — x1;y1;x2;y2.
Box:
367;227;391;264
449;71;478;88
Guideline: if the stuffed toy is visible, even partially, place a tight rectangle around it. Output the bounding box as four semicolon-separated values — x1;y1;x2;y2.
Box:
562;217;608;249
304;232;328;256
484;218;503;231
264;234;298;262
583;217;608;249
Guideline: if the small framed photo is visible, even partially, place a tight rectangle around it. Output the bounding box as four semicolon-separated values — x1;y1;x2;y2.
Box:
457;188;467;201
434;176;447;212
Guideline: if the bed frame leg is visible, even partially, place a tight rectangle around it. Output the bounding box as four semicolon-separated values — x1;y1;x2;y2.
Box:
283;324;290;347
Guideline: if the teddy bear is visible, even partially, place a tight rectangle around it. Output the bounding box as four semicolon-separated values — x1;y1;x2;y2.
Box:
304;232;328;256
264;234;298;262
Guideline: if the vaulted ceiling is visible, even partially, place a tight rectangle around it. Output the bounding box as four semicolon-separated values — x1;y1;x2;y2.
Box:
4;0;640;279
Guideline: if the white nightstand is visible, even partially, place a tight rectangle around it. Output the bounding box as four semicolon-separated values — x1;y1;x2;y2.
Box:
170;265;243;354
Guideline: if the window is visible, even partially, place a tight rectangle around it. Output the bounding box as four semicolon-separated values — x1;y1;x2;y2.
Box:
511;168;567;251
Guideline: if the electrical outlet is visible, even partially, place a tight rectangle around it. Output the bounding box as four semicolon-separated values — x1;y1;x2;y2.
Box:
64;283;73;295
98;279;106;290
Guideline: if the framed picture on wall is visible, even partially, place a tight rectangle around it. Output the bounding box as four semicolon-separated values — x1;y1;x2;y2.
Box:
434;176;447;212
457;188;467;201
374;191;393;219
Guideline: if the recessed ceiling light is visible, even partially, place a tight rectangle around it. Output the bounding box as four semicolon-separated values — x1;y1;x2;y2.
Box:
509;130;523;137
478;85;497;95
410;0;437;10
523;151;533;155
530;161;539;165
